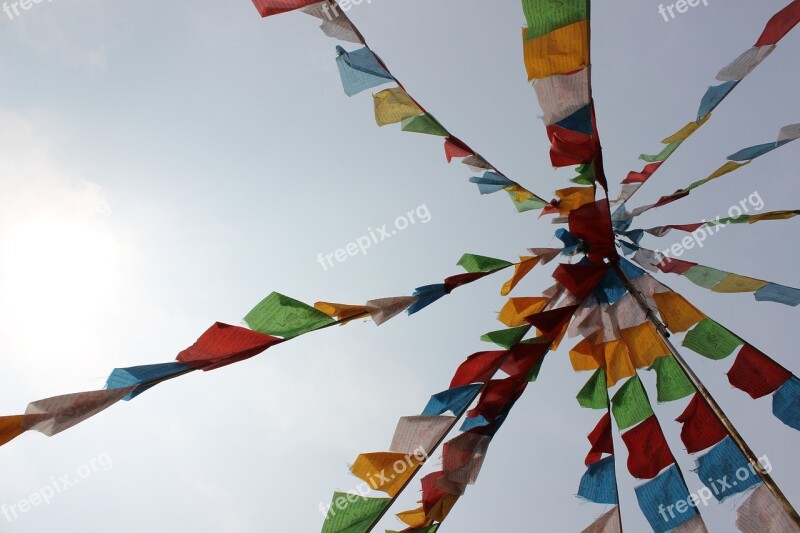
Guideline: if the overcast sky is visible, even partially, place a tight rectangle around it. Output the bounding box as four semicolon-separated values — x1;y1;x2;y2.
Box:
0;0;798;531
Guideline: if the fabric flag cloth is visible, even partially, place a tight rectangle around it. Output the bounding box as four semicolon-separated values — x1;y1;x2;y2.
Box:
585;412;613;465
177;322;282;370
676;393;727;454
320;492;390;533
350;452;421;497
449;351;508;388
441;432;491;485
422;385;481;417
755;283;800;306
501;256;541;296
335;46;393;96
314;301;368;323
772;376;800;430
577;455;619;504
611;375;653;430
480;325;531;349
0;416;29;447
522;21;589;80
621;416;675;480
577;369;608;409
365;296;419;325
373;88;423;126
251;0;319;17
755;0;800;46
389;416;454;457
23;388;135;437
245;292;334;339
457;254;513;273
736;482;800;533
649;355;695;403
695;436;762;502
301;2;361;43
726;344;791;399
522;0;587;40
634;464;699;533
682;318;743;360
580;506;621;533
106;362;191;400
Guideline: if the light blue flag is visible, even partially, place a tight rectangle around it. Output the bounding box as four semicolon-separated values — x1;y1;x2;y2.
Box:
422;384;481;416
754;283;800;306
469;171;515;195
407;284;448;315
696;436;761;502
635;464;698;533
773;376;800;431
577;455;619;504
106;362;191;400
335;46;393;96
460;415;489;432
727;142;778;162
697;81;737;121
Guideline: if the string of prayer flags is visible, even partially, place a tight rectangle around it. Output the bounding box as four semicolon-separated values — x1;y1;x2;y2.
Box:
612;0;800;206
643;210;800;239
320;492;391;533
634;465;700;532
736;483;800;533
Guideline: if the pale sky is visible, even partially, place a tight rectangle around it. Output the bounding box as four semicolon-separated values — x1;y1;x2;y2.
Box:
0;1;798;531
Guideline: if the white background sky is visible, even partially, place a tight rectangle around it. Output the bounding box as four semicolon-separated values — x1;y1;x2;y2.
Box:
0;0;798;531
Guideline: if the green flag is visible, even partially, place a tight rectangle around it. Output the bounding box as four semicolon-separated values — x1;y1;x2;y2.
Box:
480;325;531;349
683;266;728;289
576;369;608;409
611;375;653;430
522;0;588;40
321;492;391;533
245;292;335;339
649;355;695;402
400;115;449;136
456;254;513;273
639;141;680;163
682;318;742;360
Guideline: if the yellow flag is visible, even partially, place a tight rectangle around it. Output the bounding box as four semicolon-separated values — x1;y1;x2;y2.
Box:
396;506;428;528
711;274;768;293
373;88;423;126
350;452;422;497
556;186;596;215
523;21;589;80
653;292;706;333
661;114;711;144
498;297;549;327
501;256;541;296
619;322;670;369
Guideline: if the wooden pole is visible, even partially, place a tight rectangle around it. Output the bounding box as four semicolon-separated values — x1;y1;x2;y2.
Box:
612;261;800;526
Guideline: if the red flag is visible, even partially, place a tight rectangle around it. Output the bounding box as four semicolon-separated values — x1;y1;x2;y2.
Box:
585;412;613;465
449;351;508;388
657;257;697;275
251;0;320;17
547;125;595;167
676;393;727;453
501;342;549;380
623;162;663;184
727;344;791;399
755;0;800;46
621;416;674;479
421;471;447;512
568;200;617;262
177;322;282;371
467;377;525;422
525;305;579;339
444;136;473;162
443;271;494;292
552;263;608;299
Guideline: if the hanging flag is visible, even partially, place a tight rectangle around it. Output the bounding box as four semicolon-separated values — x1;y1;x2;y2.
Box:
23;388;135;437
682;318;743;360
335;46;393;96
457;254;513;273
621;416;675;480
106;362;191;399
726;344;791;399
449;351;509;388
177;322;283;370
441;432;491;485
501;256;541;295
653;292;706;333
244;292;335;339
252;0;320;18
0;416;28;447
755;0;800;46
649;355;695;403
772;376;800;430
695;436;761;502
611;375;654;430
577;369;609;409
320;492;391;533
580;506;621;533
676;394;727;453
421;385;481;417
301;2;361;43
585;412;613;465
350;452;421;497
634;464;699;533
480;325;531;349
389;416;454;456
401;114;449;136
522;22;589;80
365;296;419;325
577;455;619;504
373;88;423;126
314;301;368;323
736;482;800;533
